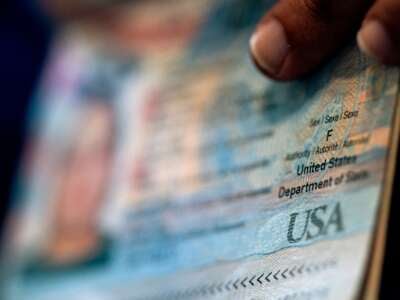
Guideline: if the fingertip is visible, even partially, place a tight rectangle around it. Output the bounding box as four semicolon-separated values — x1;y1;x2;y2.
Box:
250;18;290;77
357;20;395;64
250;0;369;81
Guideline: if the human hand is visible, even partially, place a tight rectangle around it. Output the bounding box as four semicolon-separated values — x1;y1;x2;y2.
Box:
250;0;400;80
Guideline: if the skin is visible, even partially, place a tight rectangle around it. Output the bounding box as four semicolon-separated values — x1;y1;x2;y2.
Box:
249;0;400;81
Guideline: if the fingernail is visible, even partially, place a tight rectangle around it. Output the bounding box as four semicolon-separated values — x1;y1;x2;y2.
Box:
250;18;289;75
357;20;394;62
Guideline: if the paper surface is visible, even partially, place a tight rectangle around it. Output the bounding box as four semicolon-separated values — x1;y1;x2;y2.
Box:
1;1;399;299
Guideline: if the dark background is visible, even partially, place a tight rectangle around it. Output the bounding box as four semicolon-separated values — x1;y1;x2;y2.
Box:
0;0;398;297
380;149;400;299
0;0;51;234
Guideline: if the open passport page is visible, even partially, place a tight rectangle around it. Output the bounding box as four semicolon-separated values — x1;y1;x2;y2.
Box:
1;0;399;299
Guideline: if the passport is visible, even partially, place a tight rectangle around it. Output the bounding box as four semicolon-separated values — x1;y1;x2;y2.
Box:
1;0;399;299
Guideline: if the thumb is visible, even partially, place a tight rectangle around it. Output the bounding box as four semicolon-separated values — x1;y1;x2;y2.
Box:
357;0;400;65
250;0;371;81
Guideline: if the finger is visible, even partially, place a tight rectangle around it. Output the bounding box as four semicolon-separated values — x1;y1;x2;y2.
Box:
250;0;371;80
357;0;400;65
